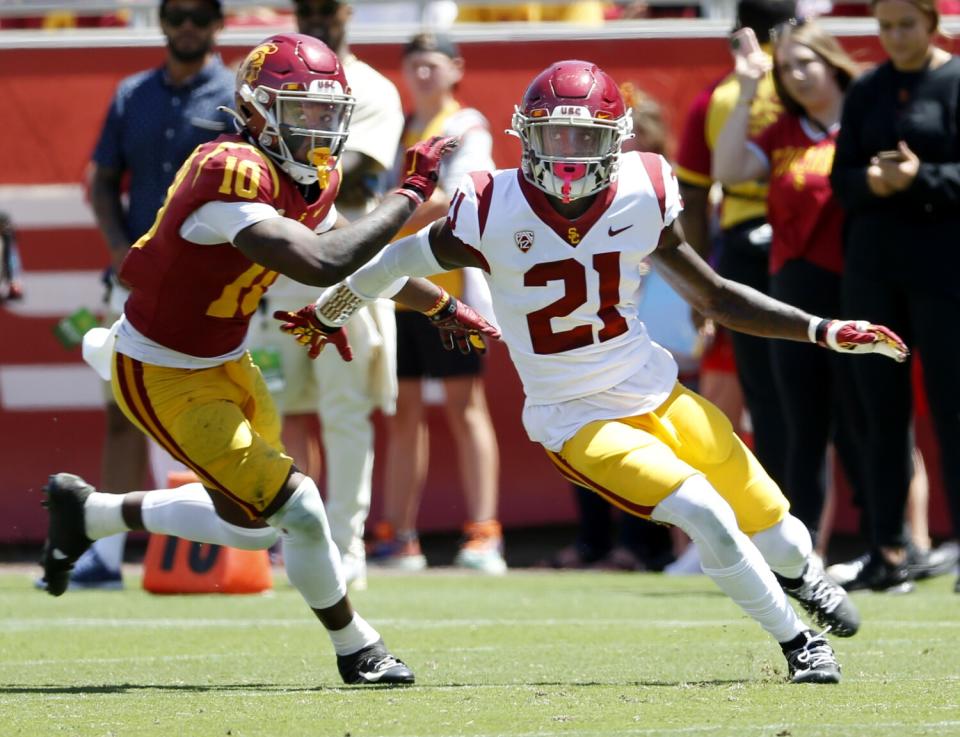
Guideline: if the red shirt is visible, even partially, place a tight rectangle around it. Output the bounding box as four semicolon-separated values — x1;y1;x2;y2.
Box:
751;115;843;275
121;134;339;357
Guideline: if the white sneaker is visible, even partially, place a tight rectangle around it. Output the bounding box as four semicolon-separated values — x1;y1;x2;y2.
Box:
454;520;507;575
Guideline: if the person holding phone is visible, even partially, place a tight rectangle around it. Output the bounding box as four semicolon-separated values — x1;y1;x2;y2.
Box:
830;0;960;593
675;0;797;498
712;20;870;560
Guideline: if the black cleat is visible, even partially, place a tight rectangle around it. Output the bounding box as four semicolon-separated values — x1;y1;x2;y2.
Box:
832;551;913;593
783;630;841;684
337;639;415;685
39;473;94;597
782;559;860;637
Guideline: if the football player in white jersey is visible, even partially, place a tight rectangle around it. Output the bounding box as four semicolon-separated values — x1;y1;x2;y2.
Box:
276;60;910;684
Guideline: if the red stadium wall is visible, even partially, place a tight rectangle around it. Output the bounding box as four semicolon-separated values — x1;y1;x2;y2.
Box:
0;32;951;544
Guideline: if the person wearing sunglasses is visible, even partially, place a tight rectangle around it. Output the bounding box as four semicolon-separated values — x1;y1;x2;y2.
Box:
829;0;960;594
65;0;235;592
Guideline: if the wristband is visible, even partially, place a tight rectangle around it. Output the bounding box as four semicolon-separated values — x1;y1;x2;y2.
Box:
807;316;830;344
423;289;451;318
392;186;424;207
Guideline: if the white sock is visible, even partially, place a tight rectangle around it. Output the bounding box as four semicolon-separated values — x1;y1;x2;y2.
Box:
142;483;279;550
91;533;126;571
84;492;126;539
750;514;813;580
653;476;807;644
328;613;381;656
268;477;347;610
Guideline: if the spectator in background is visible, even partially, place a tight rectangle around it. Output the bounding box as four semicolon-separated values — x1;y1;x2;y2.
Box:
71;0;234;589
0;212;24;303
675;0;797;494
711;20;868;553
248;0;405;590
829;0;960;593
369;32;505;574
456;2;605;22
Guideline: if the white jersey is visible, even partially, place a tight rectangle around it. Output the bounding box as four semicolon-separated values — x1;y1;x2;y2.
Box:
448;152;683;450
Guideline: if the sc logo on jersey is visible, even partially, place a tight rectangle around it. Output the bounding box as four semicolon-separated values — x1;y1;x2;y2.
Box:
514;230;535;252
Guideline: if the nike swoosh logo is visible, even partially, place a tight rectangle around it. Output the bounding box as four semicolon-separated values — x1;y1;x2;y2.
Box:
358;669;390;683
608;224;633;237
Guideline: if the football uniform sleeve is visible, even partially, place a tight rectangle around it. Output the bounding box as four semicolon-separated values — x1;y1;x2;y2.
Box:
446;172;484;251
660;156;684;228
180;201;282;245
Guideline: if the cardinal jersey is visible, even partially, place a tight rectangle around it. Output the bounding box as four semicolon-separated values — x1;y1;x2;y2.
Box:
448;151;683;451
121;133;340;360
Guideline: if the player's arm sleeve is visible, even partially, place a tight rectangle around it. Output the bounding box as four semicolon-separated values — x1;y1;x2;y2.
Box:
180;201;283;245
660;156;684;229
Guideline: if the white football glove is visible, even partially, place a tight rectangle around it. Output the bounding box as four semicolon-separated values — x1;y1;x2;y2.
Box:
809;318;909;362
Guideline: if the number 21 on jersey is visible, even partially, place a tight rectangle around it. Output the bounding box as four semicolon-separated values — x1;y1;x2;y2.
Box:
525;252;628;355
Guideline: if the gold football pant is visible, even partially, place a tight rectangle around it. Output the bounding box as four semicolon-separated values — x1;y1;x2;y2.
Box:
111;351;293;520
547;382;788;534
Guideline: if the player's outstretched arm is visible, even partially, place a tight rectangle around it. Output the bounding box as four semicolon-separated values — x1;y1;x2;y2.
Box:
235;136;459;287
273;218;498;358
650;222;909;362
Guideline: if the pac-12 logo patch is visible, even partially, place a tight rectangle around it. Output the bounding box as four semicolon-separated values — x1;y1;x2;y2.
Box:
514;230;535;252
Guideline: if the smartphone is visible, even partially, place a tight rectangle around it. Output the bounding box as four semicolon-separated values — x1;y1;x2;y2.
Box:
730;27;761;57
876;149;906;161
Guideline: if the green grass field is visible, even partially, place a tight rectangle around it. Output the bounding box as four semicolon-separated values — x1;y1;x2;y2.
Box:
1;567;957;737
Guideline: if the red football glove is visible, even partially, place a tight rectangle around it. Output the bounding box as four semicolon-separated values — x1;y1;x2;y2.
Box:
394;135;460;206
273;306;353;361
813;319;909;362
425;291;501;355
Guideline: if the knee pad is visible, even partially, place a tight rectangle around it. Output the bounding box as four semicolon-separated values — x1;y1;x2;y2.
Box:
267;477;331;542
651;475;742;569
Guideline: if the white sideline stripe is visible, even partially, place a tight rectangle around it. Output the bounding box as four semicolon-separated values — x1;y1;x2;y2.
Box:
3;617;959;631
2;270;104;317
0;184;95;228
4;653;235;668
0;364;105;410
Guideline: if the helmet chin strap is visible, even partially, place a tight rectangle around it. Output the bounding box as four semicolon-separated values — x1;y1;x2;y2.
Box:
552;163;587;203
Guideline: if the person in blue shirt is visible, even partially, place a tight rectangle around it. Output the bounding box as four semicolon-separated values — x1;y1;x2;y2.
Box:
78;0;235;589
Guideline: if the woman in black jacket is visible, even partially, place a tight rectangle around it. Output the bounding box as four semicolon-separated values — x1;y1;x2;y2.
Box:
830;0;960;592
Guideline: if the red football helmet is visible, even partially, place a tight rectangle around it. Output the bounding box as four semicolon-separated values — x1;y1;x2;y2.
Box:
234;33;355;185
510;60;633;202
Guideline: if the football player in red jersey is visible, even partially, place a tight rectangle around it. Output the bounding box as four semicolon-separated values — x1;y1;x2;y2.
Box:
37;33;498;686
280;60;911;684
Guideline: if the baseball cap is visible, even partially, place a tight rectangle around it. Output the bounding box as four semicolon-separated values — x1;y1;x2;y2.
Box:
402;32;460;59
735;0;797;42
160;0;223;15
